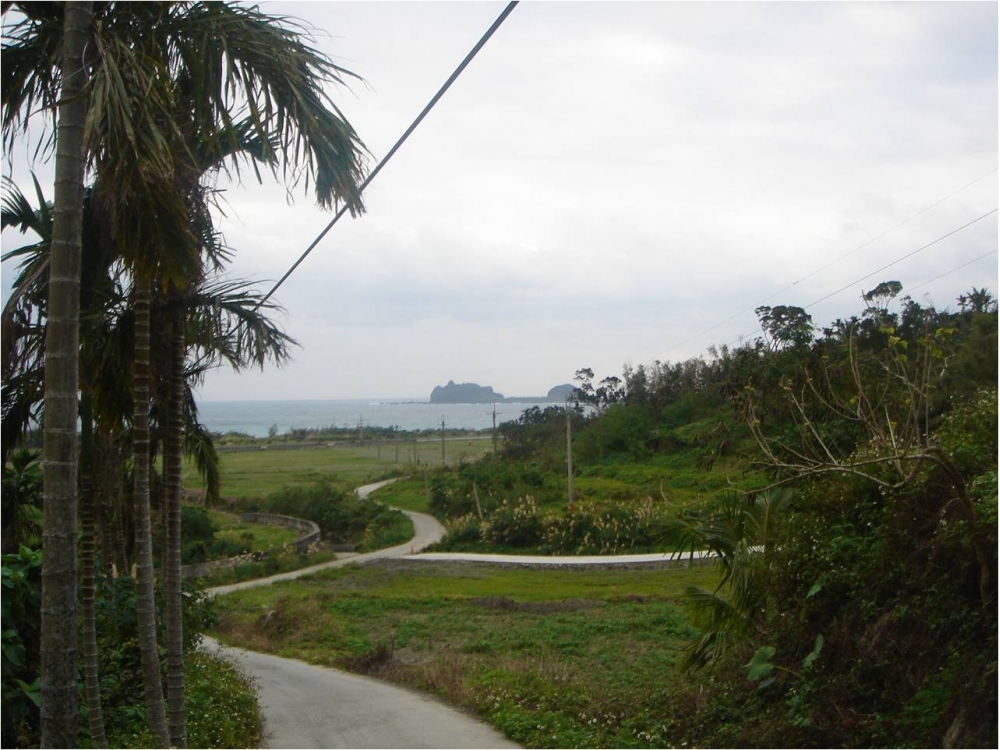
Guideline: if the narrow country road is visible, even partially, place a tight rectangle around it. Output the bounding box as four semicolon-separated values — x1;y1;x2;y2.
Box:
206;480;445;597
203;637;517;749
205;480;517;748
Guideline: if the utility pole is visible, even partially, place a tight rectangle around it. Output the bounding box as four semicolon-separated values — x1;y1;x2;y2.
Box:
395;426;399;464
492;402;498;457
566;399;574;512
441;418;446;465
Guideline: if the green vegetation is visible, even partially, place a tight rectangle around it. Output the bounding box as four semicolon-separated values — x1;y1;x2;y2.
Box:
209;509;301;553
1;546;260;748
368;476;433;513
240;479;413;553
166;506;301;565
182;437;494;500
213;560;719;749
362;285;995;747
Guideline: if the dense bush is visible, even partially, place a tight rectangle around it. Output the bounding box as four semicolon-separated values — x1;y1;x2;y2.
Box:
1;546;42;748
1;550;261;748
429;460;556;520
253;479;412;551
436;496;671;555
666;376;997;745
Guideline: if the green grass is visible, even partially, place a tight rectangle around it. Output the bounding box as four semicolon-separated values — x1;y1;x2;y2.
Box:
103;649;262;748
367;477;432;512
183;438;494;500
206;508;301;551
213;560;719;748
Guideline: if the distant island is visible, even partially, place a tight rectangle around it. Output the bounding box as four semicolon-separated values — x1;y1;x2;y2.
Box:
429;381;574;404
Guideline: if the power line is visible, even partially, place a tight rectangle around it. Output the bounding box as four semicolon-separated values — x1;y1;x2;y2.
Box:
661;166;998;357
801;208;997;310
902;249;997;295
257;1;520;309
720;207;998;349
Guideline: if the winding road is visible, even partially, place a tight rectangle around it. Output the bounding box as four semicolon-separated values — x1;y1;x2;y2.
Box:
206;479;701;748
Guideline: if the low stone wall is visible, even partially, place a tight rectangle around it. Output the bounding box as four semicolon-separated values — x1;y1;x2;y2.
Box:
180;512;321;579
240;512;320;551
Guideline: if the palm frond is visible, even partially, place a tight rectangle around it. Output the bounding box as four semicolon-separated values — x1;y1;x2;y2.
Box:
1;3;63;156
185;277;298;377
182;408;220;505
156;1;368;211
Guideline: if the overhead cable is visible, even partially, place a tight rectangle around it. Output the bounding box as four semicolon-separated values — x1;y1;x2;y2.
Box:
907;249;998;295
720;207;998;349
661;166;998;357
257;1;520;309
801;208;997;310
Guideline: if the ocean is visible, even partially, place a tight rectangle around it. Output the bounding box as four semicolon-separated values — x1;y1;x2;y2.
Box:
196;399;560;438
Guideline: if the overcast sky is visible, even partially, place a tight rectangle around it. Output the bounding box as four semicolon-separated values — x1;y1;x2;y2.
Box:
2;1;997;401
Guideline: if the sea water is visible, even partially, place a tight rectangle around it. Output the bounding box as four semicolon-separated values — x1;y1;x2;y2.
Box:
196;399;560;438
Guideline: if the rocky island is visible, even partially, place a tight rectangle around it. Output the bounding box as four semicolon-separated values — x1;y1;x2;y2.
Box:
429;381;574;404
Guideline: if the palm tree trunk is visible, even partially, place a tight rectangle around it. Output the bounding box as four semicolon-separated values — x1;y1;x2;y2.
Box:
163;299;187;747
40;3;91;745
79;393;108;747
132;277;169;747
95;427;129;576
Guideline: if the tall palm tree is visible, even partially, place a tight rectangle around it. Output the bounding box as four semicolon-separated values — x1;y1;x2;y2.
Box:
37;3;92;745
3;176;120;745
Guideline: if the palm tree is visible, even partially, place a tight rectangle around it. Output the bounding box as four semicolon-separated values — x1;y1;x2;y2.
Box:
2;177;299;747
37;3;92;745
5;3;368;743
3;176;119;745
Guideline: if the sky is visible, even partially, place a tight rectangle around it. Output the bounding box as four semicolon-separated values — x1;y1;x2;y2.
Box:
2;0;997;401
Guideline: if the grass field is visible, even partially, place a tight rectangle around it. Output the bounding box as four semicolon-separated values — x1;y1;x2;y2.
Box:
206;508;301;551
213;559;719;749
182;437;494;500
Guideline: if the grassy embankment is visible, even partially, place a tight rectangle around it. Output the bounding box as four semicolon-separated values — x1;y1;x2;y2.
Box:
207;508;301;551
212;558;720;749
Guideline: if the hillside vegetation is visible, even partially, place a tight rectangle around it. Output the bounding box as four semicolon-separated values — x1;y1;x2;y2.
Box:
395;284;997;748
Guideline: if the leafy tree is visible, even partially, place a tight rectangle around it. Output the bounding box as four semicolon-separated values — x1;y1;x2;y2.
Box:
754;304;814;351
572;367;626;412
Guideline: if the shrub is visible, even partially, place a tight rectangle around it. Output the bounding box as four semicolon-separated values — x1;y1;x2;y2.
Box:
254;479;411;551
1;546;42;748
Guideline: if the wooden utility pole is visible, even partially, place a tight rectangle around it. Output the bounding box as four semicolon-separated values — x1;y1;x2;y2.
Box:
492;403;498;457
395;427;399;463
566;400;574;512
441;419;446;464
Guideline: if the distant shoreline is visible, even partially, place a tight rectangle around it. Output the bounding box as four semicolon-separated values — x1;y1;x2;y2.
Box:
199;397;568;406
195;399;564;439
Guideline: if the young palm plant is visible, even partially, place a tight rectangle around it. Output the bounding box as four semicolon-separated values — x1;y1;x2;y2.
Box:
668;489;790;671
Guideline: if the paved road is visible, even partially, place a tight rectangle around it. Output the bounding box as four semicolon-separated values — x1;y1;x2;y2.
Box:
206;480;445;597
204;636;517;749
